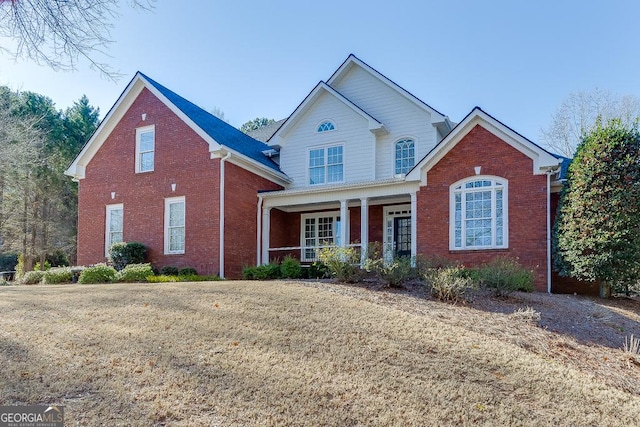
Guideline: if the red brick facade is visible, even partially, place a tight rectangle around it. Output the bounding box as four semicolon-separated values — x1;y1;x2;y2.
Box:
78;88;280;278
416;125;549;291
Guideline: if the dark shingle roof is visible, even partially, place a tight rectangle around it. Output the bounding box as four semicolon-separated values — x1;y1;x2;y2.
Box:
139;73;280;172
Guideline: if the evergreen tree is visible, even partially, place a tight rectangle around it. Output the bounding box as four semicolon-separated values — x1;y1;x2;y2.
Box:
554;119;640;296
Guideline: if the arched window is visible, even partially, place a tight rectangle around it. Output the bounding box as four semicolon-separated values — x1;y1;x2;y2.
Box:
317;120;335;133
450;177;508;249
395;139;415;174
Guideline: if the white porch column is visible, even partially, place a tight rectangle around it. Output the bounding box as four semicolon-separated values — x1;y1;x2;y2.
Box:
340;199;348;248
410;192;417;259
360;197;369;264
261;207;271;265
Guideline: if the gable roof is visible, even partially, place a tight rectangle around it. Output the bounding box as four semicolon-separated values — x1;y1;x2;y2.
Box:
405;107;562;182
66;72;288;182
327;54;450;126
269;81;387;141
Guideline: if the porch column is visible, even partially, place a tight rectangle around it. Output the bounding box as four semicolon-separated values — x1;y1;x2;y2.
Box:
410;192;417;260
360;197;369;265
261;207;271;265
340;199;348;248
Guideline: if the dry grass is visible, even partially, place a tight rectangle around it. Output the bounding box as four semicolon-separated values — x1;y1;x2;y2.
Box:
0;281;639;426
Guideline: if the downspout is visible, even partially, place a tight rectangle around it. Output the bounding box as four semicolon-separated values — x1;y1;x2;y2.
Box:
219;151;232;278
257;194;263;266
547;171;551;294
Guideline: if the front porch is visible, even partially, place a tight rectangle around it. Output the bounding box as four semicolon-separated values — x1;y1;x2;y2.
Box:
257;179;420;265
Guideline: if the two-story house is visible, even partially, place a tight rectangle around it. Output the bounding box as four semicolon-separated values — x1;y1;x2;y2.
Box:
66;55;566;291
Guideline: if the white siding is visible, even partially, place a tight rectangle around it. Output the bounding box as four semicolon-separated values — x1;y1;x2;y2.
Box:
331;66;439;179
278;91;375;189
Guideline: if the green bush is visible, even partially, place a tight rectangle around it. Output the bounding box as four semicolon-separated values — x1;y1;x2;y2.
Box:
109;242;147;271
42;267;73;284
116;263;154;282
33;260;51;271
428;266;475;303
318;246;363;283
280;255;302;279
307;261;329;279
78;264;116;284
474;257;534;296
147;274;181;283
0;279;10;286
161;265;179;276
242;263;281;280
0;252;18;271
21;270;44;285
178;267;198;276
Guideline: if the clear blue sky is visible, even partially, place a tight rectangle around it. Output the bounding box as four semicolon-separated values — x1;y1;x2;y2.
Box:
1;0;639;143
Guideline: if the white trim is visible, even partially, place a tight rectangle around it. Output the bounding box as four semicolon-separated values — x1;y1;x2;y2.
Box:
105;203;123;257
327;55;447;123
406;108;561;183
316;119;337;133
393;136;417;175
449;176;508;251
164;196;185;255
383;204;412;260
219;152;231;278
271;82;386;141
300;211;341;262
307;143;345;186
135;125;155;173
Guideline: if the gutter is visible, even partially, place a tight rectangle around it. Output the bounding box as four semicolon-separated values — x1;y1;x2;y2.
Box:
257;194;263;266
219;151;232;278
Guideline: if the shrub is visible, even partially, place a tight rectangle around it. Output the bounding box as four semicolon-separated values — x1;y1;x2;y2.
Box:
307;261;329;279
428;266;475;303
109;242;147;271
242;263;281;280
33;260;51;271
318;246;363;283
161;265;180;276
280;255;302;279
365;256;418;288
78;264;116;284
21;270;45;285
0;252;18;271
0;279;10;286
474;257;534;296
43;267;73;284
178;267;198;276
147;274;180;283
116;263;154;282
15;254;24;279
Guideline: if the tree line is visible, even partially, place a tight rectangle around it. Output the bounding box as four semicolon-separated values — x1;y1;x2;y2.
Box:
0;88;99;272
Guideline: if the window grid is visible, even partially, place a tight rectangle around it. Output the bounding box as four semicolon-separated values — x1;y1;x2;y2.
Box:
137;128;155;173
105;205;123;256
301;213;341;261
165;198;185;254
317;121;335;132
308;145;343;185
452;178;506;250
395;139;415;175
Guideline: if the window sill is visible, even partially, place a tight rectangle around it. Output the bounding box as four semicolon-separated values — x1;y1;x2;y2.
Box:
449;248;509;254
164;252;185;256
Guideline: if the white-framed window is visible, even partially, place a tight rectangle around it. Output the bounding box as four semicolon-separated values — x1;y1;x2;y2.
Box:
317;120;335;133
450;177;508;250
394;138;415;175
309;144;344;185
105;203;123;256
301;212;341;261
164;196;185;254
135;125;155;173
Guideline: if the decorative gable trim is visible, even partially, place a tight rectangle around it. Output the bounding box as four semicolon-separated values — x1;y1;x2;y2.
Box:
270;81;387;143
405;107;561;184
327;54;450;126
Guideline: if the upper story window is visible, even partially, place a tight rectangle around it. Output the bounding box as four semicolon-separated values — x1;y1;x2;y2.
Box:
317;120;335;133
135;125;155;173
105;204;123;256
451;177;508;250
395;138;415;175
164;196;185;254
309;145;343;185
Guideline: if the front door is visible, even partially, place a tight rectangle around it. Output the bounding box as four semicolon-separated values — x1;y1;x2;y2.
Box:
394;216;411;258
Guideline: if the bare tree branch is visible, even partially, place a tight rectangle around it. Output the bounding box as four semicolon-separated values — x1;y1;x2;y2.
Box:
0;0;154;81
